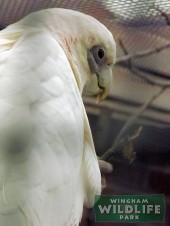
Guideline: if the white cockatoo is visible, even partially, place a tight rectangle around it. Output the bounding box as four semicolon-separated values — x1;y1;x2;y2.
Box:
0;8;116;226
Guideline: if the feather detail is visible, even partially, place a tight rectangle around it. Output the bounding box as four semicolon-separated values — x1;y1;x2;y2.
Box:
68;177;84;226
18;203;42;226
82;106;101;208
0;28;23;53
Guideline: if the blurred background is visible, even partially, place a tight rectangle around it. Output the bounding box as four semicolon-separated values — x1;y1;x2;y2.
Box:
0;0;169;225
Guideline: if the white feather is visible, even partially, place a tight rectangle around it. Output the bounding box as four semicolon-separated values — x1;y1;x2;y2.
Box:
0;7;119;226
0;16;101;226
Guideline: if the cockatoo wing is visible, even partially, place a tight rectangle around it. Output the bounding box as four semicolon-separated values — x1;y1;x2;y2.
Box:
0;25;101;226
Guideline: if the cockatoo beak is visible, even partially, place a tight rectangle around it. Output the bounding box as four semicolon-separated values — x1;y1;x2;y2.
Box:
96;66;113;102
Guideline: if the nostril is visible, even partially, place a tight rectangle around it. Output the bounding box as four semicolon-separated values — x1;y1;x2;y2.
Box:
107;62;113;66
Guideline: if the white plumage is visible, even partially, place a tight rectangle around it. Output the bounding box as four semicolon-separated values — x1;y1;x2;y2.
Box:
0;8;116;226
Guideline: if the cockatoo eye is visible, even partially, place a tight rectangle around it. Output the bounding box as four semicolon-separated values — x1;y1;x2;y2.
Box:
87;45;107;73
97;48;105;59
92;46;105;64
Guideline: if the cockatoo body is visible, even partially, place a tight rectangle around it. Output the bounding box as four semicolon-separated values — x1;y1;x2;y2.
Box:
0;8;116;226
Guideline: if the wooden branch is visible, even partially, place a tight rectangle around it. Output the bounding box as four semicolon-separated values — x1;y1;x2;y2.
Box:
118;38;128;55
156;8;170;25
101;39;169;164
117;37;132;69
100;126;142;162
131;66;170;87
100;87;166;162
116;42;170;65
113;86;166;145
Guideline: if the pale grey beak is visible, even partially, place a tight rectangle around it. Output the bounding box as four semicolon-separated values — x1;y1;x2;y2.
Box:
96;66;113;102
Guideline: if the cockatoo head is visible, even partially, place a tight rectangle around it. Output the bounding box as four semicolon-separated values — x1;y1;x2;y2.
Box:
53;9;116;102
19;8;116;101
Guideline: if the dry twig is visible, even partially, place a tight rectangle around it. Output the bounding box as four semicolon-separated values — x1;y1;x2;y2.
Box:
100;126;142;162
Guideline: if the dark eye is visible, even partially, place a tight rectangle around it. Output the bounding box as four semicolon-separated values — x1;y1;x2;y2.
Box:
98;48;105;59
91;46;106;64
